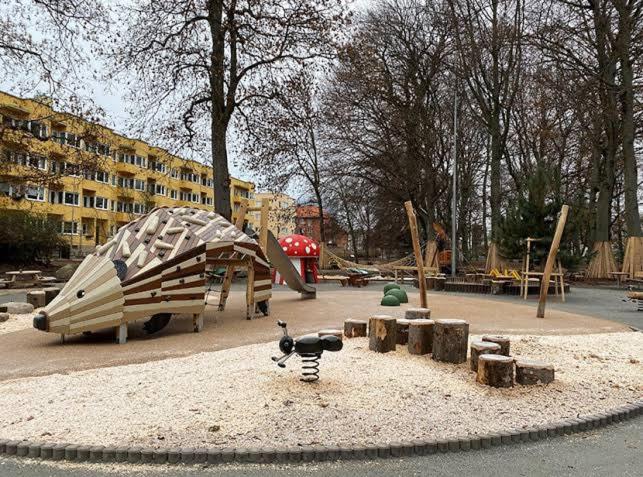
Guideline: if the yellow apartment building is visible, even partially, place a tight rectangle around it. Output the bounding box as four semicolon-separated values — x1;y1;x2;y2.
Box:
0;91;255;256
253;191;296;238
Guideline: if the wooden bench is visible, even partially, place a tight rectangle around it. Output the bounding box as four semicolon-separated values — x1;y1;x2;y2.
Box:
319;275;349;287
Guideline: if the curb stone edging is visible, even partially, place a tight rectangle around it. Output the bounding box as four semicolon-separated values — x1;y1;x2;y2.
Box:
1;400;641;466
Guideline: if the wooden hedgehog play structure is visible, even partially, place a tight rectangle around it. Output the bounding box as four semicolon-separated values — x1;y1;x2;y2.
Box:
33;207;272;343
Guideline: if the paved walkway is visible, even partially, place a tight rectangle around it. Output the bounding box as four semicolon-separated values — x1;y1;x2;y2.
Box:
1;419;640;476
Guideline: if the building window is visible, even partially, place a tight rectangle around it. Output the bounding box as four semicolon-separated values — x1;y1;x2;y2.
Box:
170;168;179;179
133;203;145;215
117;153;146;168
154;184;166;196
133;179;145;191
61;221;79;235
81;223;89;236
3;117;48;139
52;131;81;147
169;189;177;200
85;142;111;156
25;186;46;202
83;196;95;208
95;170;109;183
95;197;108;210
64;192;79;206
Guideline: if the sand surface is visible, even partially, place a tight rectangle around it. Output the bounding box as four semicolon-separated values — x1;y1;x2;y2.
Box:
1;332;640;449
0;312;36;335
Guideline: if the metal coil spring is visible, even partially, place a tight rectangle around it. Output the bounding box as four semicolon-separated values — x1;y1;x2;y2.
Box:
300;353;321;382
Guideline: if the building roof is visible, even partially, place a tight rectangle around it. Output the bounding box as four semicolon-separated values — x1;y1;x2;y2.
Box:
296;205;330;219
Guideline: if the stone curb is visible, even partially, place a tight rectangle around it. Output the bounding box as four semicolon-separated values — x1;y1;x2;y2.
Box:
1;400;641;466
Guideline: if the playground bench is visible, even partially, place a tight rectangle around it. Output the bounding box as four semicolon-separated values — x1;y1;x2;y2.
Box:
319;275;349;287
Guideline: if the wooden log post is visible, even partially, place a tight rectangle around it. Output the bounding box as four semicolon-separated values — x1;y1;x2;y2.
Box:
344;319;367;338
368;315;397;353
407;319;435;355
476;355;514;388
470;341;501;372
537;205;569;318
404;201;427;308
318;329;343;340
396;318;411;345
432;319;469;363
515;359;555;385
405;307;431;320
482;335;511;356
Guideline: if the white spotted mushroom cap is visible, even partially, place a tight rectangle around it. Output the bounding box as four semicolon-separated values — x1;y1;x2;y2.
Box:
278;234;320;257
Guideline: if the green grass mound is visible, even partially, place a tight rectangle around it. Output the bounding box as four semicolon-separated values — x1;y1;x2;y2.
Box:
381;294;400;306
385;288;408;303
383;283;401;294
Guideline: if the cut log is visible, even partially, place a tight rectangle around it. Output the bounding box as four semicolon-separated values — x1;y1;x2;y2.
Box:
407;319;435;355
318;329;343;340
396;318;411;345
434;277;446;291
470;341;501;372
515;359;554;385
481;335;511;356
43;287;61;306
405;307;431;320
344;319;367;338
477;354;514;388
26;291;46;309
432;319;469;364
368;315;397;353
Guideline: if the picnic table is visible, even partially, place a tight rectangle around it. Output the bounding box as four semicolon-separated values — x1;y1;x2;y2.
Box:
520;271;566;301
609;271;631;287
1;270;56;289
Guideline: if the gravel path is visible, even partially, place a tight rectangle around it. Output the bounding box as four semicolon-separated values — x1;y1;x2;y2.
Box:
0;332;641;449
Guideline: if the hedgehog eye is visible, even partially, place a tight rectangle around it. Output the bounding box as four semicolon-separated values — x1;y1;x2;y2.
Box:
77;290;85;299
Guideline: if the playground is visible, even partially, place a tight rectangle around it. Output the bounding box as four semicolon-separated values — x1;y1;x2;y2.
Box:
0;202;641;467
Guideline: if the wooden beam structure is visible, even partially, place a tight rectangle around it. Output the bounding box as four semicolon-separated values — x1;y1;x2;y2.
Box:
259;198;270;252
404;201;428;308
536;205;569;318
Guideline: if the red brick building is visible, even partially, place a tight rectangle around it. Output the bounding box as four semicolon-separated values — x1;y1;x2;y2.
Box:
295;205;348;250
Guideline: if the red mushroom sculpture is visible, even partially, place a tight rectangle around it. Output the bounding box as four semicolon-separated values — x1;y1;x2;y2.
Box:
274;234;320;284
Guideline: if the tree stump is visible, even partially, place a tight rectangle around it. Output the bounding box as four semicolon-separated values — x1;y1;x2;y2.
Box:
396;319;411;345
515;359;554;385
368;315;397;353
318;329;343;340
482;335;511;356
477;354;514;388
432;319;469;363
470;341;501;372
43;287;61;306
405;307;431;320
434;277;446;291
344;319;367;338
26;291;46;309
407;319;435;355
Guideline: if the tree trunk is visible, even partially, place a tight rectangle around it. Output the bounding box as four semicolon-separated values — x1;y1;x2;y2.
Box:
481;335;510;356
407;319;434;355
615;0;642;238
515;359;554;385
470;341;500;372
344;319;367;338
208;0;232;221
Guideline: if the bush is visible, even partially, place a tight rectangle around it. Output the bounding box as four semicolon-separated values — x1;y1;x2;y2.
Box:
383;283;400;294
385;288;408;303
381;294;400;306
0;209;63;264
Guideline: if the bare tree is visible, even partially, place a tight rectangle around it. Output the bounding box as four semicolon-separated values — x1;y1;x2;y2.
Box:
240;69;329;242
108;0;347;221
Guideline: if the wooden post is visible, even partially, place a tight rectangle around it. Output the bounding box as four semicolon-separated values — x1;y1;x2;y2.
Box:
344;319;367;338
407;319;434;355
259;198;270;251
404;201;427;308
235;198;249;229
245;258;255;320
536;205;569;318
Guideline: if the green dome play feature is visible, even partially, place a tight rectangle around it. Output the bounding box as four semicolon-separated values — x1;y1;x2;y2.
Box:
385;288;408;303
381;294;400;306
383;283;401;294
